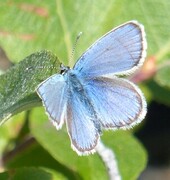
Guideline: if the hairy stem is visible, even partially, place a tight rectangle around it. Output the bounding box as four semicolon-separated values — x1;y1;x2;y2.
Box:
96;140;121;180
1;136;36;166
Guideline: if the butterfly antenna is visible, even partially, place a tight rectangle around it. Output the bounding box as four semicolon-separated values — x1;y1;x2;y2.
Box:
70;32;83;66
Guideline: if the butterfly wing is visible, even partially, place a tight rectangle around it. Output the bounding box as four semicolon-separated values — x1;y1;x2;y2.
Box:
84;76;147;129
74;21;146;78
36;74;67;129
66;83;100;155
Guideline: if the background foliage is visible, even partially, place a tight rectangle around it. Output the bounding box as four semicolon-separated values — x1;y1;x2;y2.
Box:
0;0;170;179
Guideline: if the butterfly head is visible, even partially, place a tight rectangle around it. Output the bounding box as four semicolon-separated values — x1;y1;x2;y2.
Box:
60;63;70;75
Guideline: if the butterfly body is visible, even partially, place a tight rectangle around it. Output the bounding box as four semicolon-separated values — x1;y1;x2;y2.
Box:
66;69;102;134
37;21;147;155
66;69;84;92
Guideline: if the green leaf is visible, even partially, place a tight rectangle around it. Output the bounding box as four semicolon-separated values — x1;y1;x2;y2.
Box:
0;167;67;180
155;64;170;89
30;107;147;180
0;112;25;157
0;50;60;124
5;141;80;179
0;172;8;180
43;167;68;180
1;0;170;65
102;131;147;180
146;80;170;106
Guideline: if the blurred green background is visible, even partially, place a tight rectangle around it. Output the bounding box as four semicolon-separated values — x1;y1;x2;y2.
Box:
0;0;170;179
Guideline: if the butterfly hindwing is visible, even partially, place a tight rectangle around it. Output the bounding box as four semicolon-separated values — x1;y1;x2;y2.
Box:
84;76;147;129
66;74;100;155
37;74;67;129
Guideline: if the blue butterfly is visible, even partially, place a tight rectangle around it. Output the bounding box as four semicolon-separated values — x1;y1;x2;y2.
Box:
36;21;147;155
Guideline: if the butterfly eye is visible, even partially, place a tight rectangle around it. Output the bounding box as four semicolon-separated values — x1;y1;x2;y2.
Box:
60;63;70;74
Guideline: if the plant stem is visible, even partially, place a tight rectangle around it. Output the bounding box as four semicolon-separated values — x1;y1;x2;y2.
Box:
1;136;36;166
96;140;121;180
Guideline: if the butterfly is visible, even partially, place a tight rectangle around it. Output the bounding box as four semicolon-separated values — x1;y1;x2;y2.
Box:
36;21;147;155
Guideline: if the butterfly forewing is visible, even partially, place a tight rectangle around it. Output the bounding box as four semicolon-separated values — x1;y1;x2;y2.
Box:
74;21;146;78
